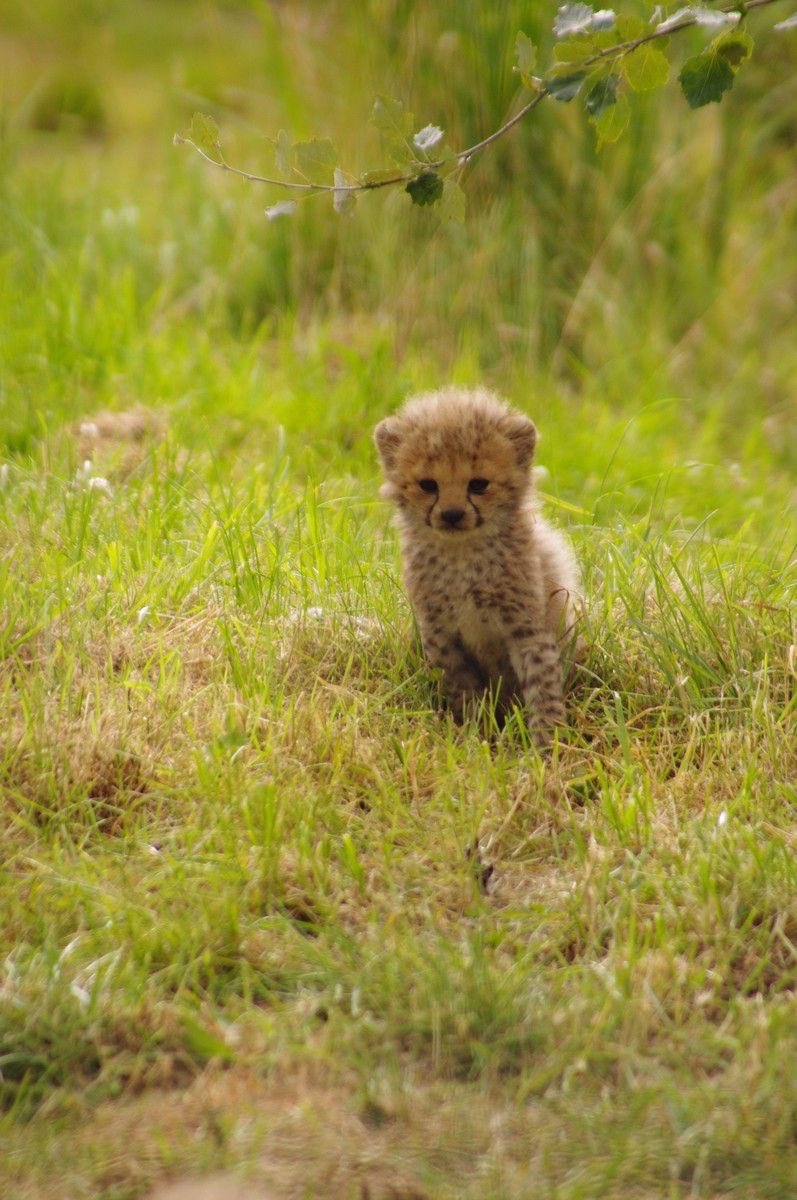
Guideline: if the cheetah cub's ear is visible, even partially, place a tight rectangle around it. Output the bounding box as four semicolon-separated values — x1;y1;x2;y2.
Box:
504;412;537;470
374;416;402;471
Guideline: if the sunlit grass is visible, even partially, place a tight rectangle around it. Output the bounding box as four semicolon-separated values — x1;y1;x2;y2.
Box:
2;394;794;1195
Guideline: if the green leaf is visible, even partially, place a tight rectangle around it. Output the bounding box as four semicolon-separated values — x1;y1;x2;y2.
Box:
679;51;734;109
439;177;466;224
370;95;414;139
554;38;595;63
275;129;293;175
189;112;221;160
294;138;336;184
515;31;537;86
714;29;753;69
622;43;670;92
678;30;753;110
406;171;443;207
616;15;646;40
371;96;417;165
584;74;619;117
546;71;587;102
385;141;416;165
591;92;630;147
432;143;457;166
590;29;621;51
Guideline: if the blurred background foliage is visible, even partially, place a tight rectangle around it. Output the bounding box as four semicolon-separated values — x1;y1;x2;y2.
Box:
1;0;796;463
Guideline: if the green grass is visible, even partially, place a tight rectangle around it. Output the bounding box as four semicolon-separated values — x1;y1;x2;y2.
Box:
1;3;796;1198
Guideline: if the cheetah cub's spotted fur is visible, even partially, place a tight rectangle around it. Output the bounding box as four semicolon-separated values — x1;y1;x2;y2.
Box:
375;387;579;743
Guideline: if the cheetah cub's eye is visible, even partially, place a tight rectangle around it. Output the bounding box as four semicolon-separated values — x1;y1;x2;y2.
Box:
468;478;490;495
418;479;438;494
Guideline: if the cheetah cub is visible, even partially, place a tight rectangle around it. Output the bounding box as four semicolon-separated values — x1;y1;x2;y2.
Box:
375;387;579;744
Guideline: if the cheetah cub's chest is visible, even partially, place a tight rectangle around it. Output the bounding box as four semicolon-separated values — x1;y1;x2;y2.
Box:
455;590;507;668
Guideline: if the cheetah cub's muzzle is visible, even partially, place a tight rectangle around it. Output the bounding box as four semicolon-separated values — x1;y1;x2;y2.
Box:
418;473;490;535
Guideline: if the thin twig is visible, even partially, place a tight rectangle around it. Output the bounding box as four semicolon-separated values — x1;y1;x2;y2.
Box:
172;135;421;192
457;92;547;165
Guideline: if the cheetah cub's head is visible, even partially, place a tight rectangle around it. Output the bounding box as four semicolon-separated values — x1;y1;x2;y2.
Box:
374;387;537;539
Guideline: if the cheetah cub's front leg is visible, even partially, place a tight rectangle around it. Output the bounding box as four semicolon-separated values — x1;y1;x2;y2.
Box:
507;625;567;742
419;627;486;723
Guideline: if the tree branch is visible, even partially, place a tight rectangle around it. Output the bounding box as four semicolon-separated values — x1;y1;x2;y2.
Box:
175;0;790;198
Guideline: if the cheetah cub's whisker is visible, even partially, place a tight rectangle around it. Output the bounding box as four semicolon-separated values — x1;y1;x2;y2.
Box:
374;387;580;746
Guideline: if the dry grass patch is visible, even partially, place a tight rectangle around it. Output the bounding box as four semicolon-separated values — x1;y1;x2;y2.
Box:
73;405;166;480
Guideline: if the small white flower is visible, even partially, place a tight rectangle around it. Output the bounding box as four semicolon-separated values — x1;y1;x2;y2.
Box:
591;9;616;30
655;7;693;32
333;167;356;216
554;4;615;37
413;124;444;152
655;6;739;33
554;3;595;36
265;201;298;221
70;981;91;1009
717;810;728;829
75;459;112;496
692;6;740;27
137;605;151;624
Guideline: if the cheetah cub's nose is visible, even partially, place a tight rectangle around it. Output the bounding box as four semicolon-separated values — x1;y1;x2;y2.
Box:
441;507;466;528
